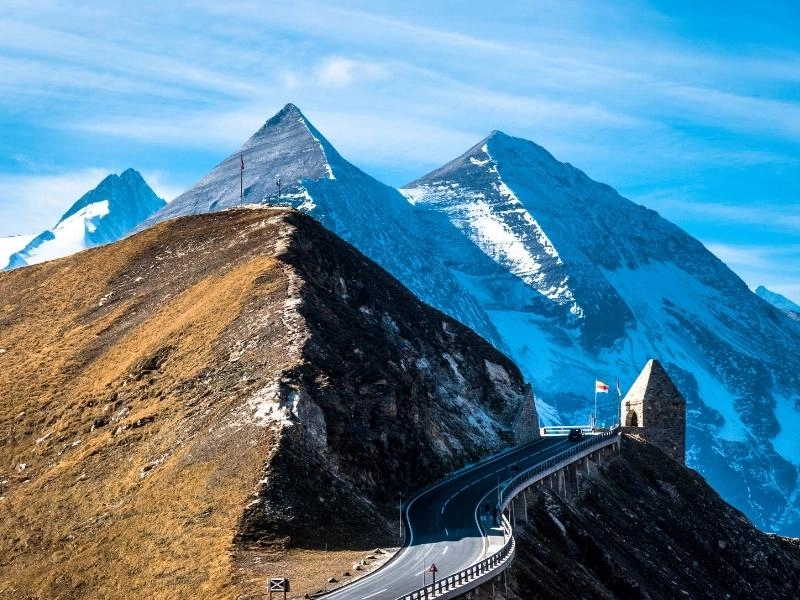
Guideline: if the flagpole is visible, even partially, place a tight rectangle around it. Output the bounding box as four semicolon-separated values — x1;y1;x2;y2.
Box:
593;388;597;430
240;153;244;205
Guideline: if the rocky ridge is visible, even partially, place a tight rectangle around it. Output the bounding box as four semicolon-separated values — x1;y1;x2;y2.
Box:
0;207;531;599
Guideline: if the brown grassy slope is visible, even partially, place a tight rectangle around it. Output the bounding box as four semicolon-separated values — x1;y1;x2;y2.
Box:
0;210;299;599
0;207;532;599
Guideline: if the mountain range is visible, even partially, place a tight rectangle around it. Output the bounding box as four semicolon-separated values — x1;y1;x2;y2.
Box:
1;168;164;270
4;104;799;538
139;104;800;537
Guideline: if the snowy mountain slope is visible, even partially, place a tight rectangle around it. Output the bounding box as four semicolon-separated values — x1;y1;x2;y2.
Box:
756;285;800;321
140;104;502;348
0;233;36;269
5;169;164;269
402;131;800;536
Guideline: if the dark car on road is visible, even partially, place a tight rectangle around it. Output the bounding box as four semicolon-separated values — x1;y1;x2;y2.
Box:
568;428;585;441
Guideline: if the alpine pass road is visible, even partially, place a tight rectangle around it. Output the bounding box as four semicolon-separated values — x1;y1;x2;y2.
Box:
321;436;578;600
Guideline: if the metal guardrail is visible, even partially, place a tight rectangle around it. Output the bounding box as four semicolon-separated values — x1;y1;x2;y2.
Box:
393;431;620;600
539;425;593;436
500;430;619;508
395;516;515;600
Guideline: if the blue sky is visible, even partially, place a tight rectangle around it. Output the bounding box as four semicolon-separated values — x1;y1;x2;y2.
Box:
0;1;798;302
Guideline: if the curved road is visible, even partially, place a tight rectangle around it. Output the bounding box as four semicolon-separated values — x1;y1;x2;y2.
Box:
321;436;575;600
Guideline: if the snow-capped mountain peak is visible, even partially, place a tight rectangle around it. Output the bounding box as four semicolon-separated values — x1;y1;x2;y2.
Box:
403;129;800;537
755;285;800;320
4;169;164;270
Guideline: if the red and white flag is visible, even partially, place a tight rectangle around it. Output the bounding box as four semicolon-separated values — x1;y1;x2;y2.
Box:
595;380;609;394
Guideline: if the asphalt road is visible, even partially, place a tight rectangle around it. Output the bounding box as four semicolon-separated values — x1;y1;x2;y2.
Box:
321;436;574;600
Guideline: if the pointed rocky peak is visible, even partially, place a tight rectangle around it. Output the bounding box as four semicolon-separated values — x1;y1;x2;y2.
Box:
406;130;564;190
143;104;343;226
240;102;340;179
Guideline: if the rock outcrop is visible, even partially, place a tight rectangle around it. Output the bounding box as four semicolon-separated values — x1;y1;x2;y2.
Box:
476;436;800;599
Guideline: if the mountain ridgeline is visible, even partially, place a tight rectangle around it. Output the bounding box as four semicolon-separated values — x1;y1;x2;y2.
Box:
402;131;800;537
141;103;800;537
139;104;501;349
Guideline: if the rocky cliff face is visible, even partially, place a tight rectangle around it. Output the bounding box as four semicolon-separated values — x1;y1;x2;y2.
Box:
477;436;800;600
0;207;531;598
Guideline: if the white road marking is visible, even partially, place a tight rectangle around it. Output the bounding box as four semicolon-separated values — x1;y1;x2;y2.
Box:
361;589;387;599
443;546;449;555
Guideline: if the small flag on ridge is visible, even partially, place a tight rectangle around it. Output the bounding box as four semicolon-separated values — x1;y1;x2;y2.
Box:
595;380;609;394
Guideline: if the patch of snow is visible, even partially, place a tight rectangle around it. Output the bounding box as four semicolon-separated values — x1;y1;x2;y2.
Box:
443;353;467;385
0;233;36;268
23;200;110;266
244;381;290;427
469;156;491;167
773;395;800;466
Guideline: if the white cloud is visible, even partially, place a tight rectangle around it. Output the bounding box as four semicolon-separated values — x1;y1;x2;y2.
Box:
315;56;390;88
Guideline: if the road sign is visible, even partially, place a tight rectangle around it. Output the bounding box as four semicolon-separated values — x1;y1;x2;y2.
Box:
268;578;289;599
429;563;438;585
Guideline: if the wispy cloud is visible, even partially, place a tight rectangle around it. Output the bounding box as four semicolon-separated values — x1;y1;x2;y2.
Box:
315;56;390;88
0;1;798;298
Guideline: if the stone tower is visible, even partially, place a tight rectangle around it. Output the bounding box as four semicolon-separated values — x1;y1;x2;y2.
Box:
619;359;686;464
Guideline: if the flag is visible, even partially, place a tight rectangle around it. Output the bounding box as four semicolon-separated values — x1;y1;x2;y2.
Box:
595;380;609;394
240;154;244;171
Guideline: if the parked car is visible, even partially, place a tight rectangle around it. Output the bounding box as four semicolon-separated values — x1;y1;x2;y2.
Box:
568;428;585;441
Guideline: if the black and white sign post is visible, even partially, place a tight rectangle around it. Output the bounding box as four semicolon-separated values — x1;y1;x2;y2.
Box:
268;577;289;600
